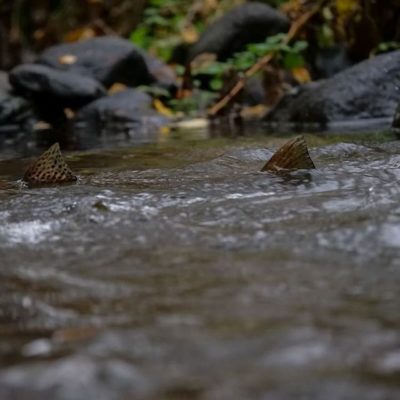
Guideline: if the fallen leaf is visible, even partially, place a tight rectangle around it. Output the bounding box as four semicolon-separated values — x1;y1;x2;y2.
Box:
291;66;311;83
108;82;128;95
153;98;174;117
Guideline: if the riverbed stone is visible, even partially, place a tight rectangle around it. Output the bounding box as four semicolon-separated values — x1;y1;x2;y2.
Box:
0;71;11;92
37;36;176;89
72;89;167;139
9;64;106;108
0;92;36;133
188;2;289;62
264;50;400;128
0;70;37;133
310;45;353;79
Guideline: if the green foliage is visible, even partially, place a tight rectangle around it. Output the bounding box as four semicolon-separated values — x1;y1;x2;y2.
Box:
235;34;308;70
169;89;217;116
316;6;336;49
130;0;189;61
137;85;171;98
374;41;400;55
193;34;308;92
163;33;308;115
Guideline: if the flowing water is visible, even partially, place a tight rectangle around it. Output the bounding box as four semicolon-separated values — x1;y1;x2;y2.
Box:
0;126;399;399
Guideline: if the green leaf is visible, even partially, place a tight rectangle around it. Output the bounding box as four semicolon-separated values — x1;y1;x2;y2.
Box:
292;40;309;53
130;26;150;48
283;52;305;69
210;77;223;91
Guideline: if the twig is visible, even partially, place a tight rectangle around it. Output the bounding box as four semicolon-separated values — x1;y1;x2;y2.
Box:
207;2;325;117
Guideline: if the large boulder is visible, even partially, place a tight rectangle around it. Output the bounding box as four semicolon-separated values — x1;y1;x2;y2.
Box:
264;50;400;128
37;36;176;89
188;2;289;62
72;89;168;143
9;64;106;108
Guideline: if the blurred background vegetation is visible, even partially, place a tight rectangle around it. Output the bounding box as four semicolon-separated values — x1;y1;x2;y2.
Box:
1;0;400;71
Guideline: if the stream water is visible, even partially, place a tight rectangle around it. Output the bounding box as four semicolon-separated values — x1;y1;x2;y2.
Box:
0;126;399;399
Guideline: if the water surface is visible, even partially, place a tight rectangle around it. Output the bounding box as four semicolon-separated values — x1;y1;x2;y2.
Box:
0;127;399;399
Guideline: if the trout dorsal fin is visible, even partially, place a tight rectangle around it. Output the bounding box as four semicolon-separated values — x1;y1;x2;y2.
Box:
23;143;77;185
261;136;315;172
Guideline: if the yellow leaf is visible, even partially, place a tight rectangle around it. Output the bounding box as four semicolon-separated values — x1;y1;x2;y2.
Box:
153;99;174;117
292;67;311;84
241;105;268;120
159;126;171;136
63;27;96;43
108;83;128;95
181;25;199;44
336;0;359;14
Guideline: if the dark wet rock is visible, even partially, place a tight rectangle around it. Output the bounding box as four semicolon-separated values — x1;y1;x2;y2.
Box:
0;70;38;135
243;76;266;106
0;92;37;134
37;36;176;89
188;2;289;62
264;50;400;128
9;64;106;109
0;71;11;92
141;52;178;91
0;92;32;124
310;45;353;79
72;89;168;140
392;103;400;131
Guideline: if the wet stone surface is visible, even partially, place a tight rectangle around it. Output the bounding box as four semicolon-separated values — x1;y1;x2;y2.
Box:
37;36;171;89
188;2;289;62
265;50;400;128
72;89;168;148
0;130;399;399
9;64;106;108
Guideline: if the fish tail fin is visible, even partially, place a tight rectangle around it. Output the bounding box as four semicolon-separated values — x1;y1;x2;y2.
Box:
261;136;315;173
23;143;77;185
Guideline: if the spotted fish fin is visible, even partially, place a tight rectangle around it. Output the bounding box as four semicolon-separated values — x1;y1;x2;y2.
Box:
23;143;77;185
261;136;315;172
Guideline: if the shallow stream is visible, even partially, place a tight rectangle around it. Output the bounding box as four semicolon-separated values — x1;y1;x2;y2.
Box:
0;127;399;399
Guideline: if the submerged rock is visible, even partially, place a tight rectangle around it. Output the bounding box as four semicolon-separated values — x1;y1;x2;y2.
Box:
37;36;176;89
9;64;106;108
188;2;289;62
264;50;400;128
72;89;167;139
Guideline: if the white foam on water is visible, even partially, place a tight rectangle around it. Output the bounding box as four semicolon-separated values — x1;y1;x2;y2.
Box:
0;220;57;245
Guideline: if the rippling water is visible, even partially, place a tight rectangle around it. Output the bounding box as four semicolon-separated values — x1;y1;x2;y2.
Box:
0;128;399;399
